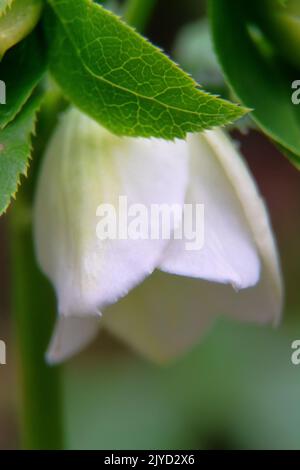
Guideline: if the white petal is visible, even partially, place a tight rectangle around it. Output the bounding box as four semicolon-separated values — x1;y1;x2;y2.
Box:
201;129;283;323
46;316;100;364
104;252;282;363
160;130;261;289
104;131;283;361
34;108;188;319
103;271;215;362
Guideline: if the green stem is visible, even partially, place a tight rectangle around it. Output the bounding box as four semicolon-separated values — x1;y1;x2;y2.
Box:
10;87;66;450
124;0;157;31
10;203;64;450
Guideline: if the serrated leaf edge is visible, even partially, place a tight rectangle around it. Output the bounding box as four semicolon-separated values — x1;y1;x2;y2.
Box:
0;93;42;216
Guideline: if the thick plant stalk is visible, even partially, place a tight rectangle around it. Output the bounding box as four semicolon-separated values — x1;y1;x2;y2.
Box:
10;195;64;449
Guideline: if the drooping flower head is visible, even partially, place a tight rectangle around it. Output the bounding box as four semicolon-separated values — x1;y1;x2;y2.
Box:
34;107;283;363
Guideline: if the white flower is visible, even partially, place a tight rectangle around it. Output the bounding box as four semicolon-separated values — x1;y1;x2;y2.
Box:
33;108;283;364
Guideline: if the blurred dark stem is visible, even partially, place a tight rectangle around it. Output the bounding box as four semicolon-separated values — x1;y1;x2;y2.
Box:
9;84;66;450
124;0;158;31
10;204;64;450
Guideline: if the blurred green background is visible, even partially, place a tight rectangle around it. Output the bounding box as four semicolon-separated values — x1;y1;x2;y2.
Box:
1;0;300;450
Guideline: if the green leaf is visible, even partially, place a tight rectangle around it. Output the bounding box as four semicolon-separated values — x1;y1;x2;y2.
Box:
209;0;300;168
0;0;43;58
0;91;42;215
46;0;246;140
0;31;46;129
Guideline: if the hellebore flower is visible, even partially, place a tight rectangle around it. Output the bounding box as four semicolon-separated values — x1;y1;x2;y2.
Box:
33;108;283;363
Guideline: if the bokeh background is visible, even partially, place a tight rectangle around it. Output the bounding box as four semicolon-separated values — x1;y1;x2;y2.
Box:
1;0;300;450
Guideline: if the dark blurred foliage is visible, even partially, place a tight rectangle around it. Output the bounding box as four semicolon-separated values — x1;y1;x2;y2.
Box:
146;0;205;53
118;0;205;52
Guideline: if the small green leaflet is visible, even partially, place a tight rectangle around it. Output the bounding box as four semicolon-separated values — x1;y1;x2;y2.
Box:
46;0;246;140
0;92;42;215
209;0;300;168
0;31;46;129
0;0;13;16
0;0;43;58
